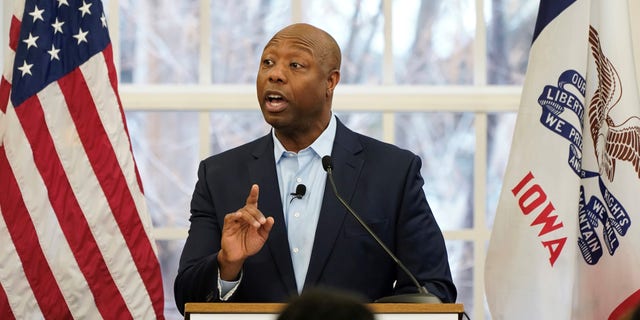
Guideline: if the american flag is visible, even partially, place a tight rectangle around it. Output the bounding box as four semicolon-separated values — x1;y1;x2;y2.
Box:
0;0;164;319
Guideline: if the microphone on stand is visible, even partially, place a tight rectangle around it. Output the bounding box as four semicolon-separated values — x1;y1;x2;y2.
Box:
321;155;442;303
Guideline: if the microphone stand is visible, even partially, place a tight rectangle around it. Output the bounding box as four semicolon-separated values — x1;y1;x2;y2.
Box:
322;156;442;304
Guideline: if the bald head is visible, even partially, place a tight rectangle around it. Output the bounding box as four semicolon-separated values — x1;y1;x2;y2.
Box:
266;23;342;74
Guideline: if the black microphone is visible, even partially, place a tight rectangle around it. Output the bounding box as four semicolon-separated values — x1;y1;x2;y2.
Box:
321;155;442;303
289;184;306;202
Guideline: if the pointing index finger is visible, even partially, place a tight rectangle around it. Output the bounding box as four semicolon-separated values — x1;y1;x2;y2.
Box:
246;184;259;206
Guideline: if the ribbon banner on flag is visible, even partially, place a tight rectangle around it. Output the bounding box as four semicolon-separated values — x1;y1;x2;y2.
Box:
0;0;164;318
485;0;640;319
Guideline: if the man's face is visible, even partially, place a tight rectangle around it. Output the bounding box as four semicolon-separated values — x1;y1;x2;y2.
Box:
256;35;330;135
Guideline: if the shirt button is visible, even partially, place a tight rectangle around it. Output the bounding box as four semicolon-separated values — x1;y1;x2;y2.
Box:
294;212;300;218
296;177;302;183
293;248;299;253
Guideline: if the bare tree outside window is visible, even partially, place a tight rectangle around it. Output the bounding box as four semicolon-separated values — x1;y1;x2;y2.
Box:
486;112;517;228
210;0;291;84
210;111;271;154
119;0;200;84
486;0;537;84
394;0;475;85
305;0;385;84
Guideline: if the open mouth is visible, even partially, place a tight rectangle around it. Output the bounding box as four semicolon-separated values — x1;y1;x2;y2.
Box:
267;94;284;103
264;93;288;112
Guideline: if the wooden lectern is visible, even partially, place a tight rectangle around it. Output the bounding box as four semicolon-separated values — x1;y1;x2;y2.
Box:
185;303;464;320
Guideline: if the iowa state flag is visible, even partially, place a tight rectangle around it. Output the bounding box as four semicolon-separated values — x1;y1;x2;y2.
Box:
0;0;164;318
485;0;640;319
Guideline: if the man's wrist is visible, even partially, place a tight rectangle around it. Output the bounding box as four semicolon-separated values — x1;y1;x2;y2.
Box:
217;250;243;281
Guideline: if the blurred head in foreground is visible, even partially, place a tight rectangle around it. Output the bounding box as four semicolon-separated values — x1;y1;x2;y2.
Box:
277;288;375;320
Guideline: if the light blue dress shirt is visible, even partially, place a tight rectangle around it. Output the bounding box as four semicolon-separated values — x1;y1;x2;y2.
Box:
218;114;337;298
273;114;336;293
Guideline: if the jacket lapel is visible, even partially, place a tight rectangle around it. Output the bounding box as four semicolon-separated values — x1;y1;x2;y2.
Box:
248;134;298;293
303;120;364;289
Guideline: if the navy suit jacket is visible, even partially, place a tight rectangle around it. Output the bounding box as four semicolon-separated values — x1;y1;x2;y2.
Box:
174;119;456;314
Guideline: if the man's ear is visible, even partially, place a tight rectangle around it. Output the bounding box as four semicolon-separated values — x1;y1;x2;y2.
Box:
326;70;340;97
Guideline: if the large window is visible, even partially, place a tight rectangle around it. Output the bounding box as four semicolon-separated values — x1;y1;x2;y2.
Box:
1;1;538;319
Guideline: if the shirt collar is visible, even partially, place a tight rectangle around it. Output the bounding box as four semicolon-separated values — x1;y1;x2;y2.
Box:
273;113;337;161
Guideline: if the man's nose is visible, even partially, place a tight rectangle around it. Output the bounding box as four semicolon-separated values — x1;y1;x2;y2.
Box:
268;64;287;83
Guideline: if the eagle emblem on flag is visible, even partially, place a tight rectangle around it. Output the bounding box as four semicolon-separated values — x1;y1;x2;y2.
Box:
588;26;640;182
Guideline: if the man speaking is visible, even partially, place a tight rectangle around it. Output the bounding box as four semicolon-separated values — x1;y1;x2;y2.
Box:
174;23;456;314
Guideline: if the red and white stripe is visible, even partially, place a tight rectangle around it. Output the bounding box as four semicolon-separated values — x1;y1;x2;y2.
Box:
0;1;164;319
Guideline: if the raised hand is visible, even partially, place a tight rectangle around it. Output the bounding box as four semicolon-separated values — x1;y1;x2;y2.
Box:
218;184;275;280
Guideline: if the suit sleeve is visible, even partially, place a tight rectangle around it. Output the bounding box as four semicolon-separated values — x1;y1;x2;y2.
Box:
394;155;457;303
174;160;224;315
